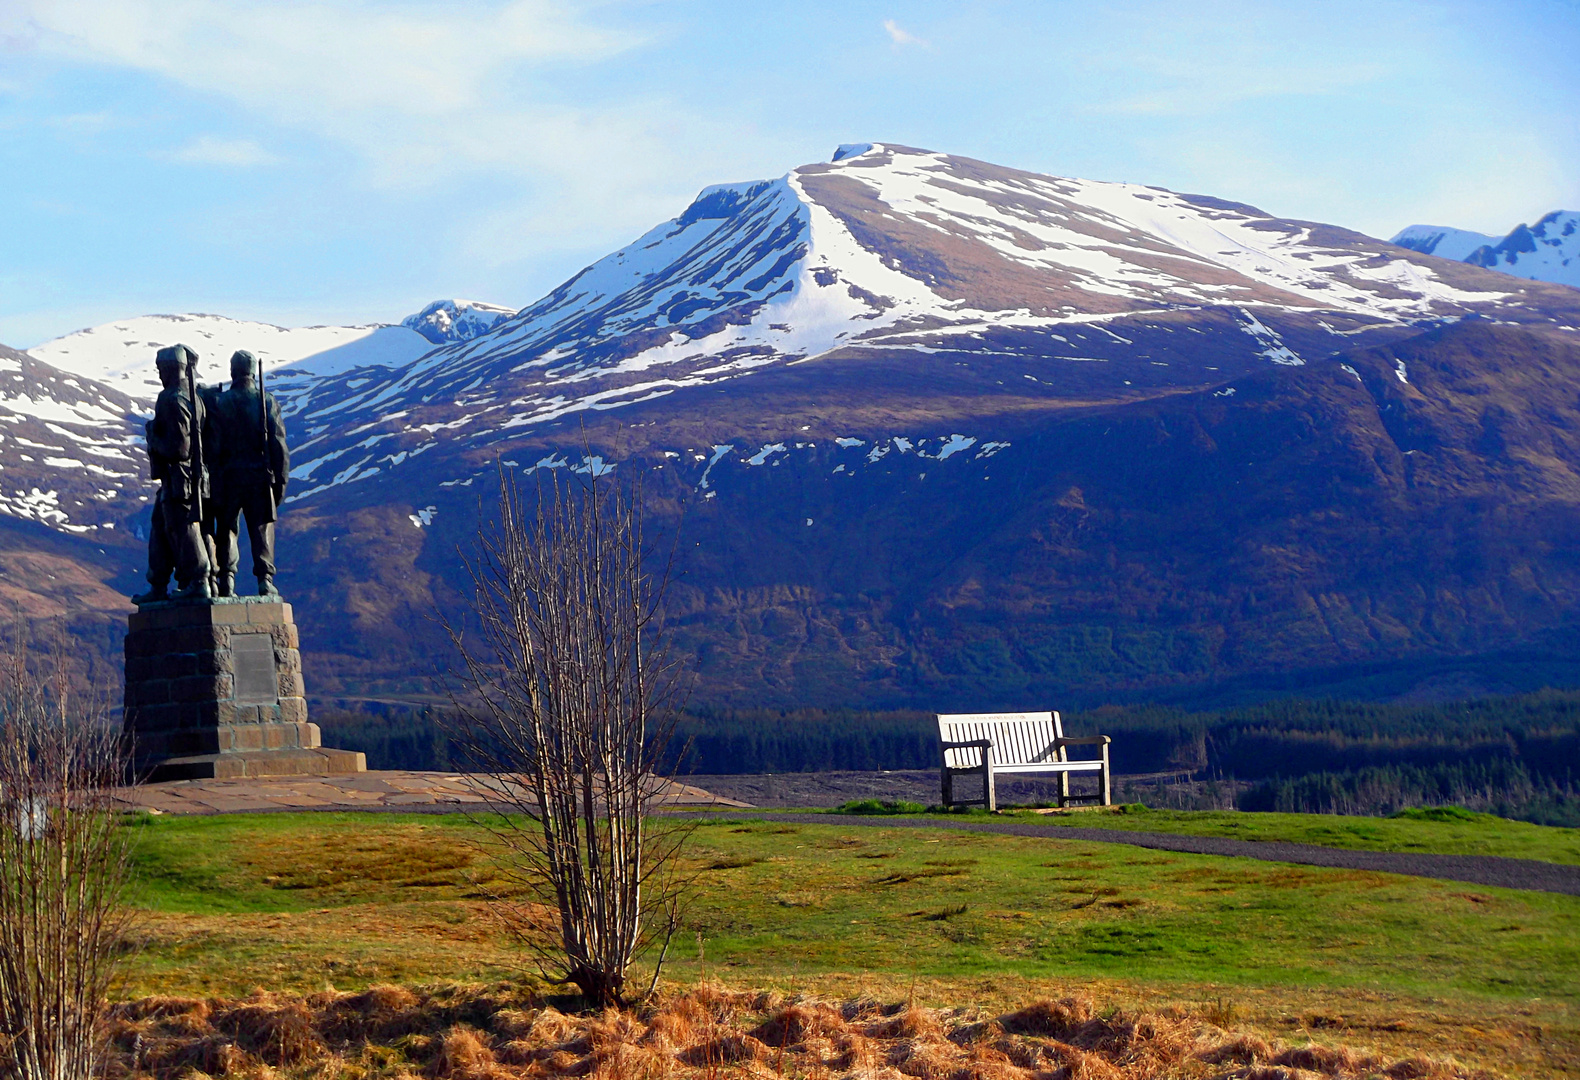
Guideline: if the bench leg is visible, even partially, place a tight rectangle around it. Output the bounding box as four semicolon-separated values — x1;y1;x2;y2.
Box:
1100;745;1112;806
942;769;953;808
982;761;996;812
1058;771;1070;809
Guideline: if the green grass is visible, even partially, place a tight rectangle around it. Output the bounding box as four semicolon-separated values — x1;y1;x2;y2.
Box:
836;798;928;815
120;811;1579;1009
682;820;1578;1004
821;802;1580;866
126;812;496;915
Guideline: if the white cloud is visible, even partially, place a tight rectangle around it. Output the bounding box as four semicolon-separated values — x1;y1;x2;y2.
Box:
8;1;648;187
10;2;801;243
4;0;802;281
882;19;927;48
170;135;278;167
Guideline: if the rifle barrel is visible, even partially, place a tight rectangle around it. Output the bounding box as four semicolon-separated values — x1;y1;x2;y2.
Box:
259;355;271;485
186;350;203;519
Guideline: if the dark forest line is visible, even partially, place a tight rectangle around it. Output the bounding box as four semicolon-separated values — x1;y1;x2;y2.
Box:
314;688;1580;826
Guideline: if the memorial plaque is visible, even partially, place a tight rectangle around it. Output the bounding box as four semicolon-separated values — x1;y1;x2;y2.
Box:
232;633;278;704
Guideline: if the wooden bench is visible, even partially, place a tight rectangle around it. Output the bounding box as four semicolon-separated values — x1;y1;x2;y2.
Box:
937;711;1112;811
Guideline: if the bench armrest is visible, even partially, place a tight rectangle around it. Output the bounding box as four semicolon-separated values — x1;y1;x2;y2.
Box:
1056;735;1111;746
940;739;993;751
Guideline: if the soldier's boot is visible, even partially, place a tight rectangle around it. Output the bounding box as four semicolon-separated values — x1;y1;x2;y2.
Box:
258;574;280;598
171;574;212;601
171;568;213;603
130;582;170;605
217;574;235;598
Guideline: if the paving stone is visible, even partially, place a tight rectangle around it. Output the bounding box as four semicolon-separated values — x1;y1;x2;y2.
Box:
183;795;284;812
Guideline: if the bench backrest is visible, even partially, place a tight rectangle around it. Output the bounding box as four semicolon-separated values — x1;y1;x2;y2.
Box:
937;711;1065;769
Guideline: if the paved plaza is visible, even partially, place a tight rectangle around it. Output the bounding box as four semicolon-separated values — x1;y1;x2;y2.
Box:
118;770;752;815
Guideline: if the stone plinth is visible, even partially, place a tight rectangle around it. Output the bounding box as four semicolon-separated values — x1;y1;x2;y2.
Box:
123;599;365;782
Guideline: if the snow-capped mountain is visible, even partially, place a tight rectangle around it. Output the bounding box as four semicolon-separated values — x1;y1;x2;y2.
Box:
30;313;436;403
1392;212;1580;289
1464;211;1580;288
280;143;1579;502
401;299;518;345
1389;224;1499;262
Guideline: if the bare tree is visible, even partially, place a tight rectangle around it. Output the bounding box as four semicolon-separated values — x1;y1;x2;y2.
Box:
0;629;137;1080
443;464;690;1009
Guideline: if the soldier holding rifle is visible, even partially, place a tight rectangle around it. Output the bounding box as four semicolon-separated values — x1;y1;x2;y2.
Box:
132;344;212;603
209;349;290;597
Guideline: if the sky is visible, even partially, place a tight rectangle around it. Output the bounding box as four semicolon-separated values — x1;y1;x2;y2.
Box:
1;0;1576;348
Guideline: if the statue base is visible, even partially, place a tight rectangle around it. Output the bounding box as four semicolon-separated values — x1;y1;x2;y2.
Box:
123;598;365;783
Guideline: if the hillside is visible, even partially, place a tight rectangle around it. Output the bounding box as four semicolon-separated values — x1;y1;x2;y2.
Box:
8;144;1580;708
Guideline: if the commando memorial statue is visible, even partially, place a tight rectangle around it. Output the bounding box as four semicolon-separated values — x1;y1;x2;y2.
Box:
208;349;289;598
132;344;211;604
123;343;365;781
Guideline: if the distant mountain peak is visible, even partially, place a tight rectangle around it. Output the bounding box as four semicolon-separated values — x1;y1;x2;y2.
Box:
1390;224;1498;262
832;142;876;162
30;312;435;402
401;299;518;345
1392;212;1579;289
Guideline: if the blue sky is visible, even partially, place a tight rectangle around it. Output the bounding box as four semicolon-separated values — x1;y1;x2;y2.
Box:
2;0;1576;348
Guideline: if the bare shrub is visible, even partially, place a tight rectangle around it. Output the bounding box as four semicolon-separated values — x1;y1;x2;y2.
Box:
443;465;690;1008
0;630;136;1080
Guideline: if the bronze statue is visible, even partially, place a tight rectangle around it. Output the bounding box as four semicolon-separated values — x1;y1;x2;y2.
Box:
132;345;212;603
208;350;289;597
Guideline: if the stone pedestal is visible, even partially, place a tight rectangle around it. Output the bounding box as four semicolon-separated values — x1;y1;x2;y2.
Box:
123;599;365;782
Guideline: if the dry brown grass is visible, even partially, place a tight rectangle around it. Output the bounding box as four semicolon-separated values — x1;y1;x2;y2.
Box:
96;982;1501;1080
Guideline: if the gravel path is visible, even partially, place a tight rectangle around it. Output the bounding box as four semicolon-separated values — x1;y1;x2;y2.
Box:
700;811;1580;897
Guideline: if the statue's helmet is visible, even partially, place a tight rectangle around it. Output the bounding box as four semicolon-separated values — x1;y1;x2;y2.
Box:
155;344;195;370
230;349;258;380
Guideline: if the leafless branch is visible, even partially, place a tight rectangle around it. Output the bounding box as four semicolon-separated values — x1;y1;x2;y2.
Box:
439;460;692;1008
0;624;138;1080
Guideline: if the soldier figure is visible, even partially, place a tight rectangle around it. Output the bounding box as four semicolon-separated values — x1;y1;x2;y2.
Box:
132;345;212;603
209;349;289;597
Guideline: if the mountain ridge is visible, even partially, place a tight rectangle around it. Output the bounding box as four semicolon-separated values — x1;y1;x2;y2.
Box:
8;144;1580;709
275;144;1580;509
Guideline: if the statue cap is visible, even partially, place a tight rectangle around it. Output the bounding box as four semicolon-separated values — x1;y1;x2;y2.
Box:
155;343;196;368
231;349;258;379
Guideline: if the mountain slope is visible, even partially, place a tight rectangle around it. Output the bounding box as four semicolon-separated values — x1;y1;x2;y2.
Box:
0;343;145;535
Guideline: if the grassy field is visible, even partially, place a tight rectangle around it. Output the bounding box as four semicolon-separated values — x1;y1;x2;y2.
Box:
119;810;1580;1077
836;803;1580;866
